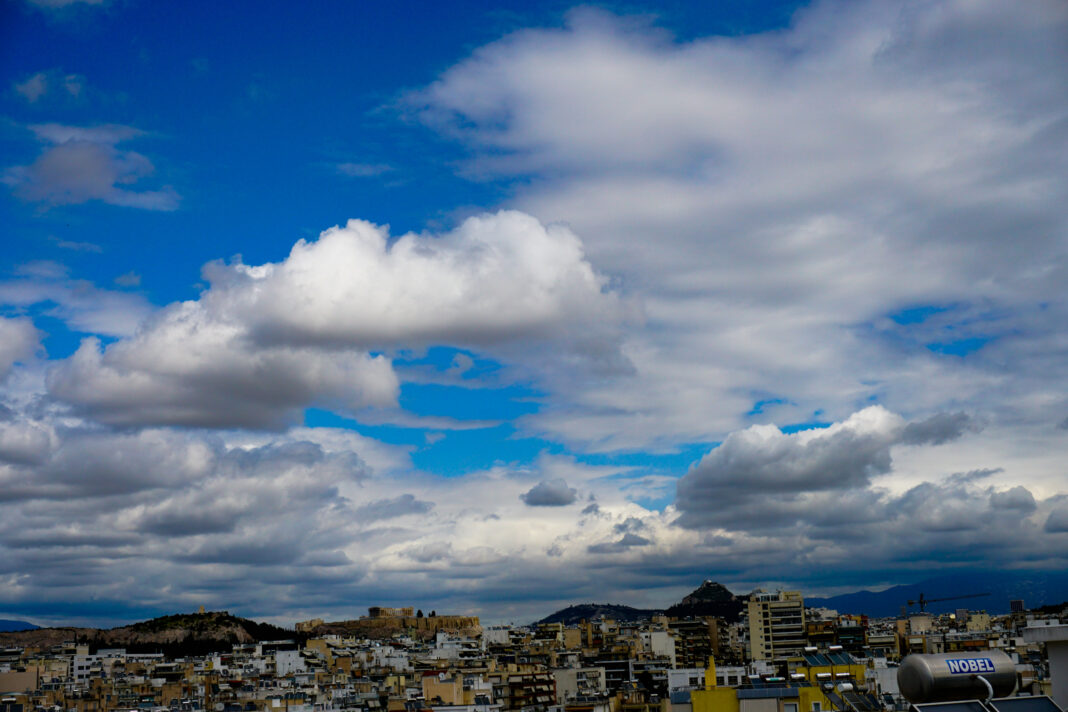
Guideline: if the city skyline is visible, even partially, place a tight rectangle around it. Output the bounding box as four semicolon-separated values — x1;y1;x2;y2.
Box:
1;0;1067;628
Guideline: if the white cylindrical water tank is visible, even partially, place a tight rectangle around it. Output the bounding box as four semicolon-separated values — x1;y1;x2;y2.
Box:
897;651;1016;703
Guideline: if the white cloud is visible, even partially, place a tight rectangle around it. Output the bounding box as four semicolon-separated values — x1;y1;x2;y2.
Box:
45;211;620;429
0;317;42;379
208;210;620;349
4;123;179;210
0;271;152;338
48;333;398;430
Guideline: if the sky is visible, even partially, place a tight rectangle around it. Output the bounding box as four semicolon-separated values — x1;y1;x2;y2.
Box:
1;0;1067;628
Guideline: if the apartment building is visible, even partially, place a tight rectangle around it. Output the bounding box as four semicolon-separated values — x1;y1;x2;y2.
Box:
747;591;806;661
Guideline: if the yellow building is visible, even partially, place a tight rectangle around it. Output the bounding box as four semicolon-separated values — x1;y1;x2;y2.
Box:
693;656;871;712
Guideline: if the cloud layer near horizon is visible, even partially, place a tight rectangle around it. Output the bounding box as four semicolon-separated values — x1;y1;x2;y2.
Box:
0;402;1064;627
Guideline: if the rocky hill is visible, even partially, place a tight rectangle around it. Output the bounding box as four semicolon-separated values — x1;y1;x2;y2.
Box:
536;603;662;625
0;611;299;656
665;580;745;622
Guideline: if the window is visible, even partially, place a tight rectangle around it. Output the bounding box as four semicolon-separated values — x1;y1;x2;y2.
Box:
785;704;798;712
812;703;822;712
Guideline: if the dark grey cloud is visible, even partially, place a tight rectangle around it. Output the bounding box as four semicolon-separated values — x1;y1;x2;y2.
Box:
676;407;900;529
613;516;646;534
520;478;578;506
353;494;433;521
990;485;1037;513
675;408;999;532
1045;504;1068;533
587;532;651;554
902;412;979;445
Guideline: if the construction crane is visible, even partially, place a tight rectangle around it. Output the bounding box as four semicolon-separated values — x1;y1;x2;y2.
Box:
907;592;990;612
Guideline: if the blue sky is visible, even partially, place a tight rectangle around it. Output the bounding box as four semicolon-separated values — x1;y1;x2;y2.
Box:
2;0;1067;627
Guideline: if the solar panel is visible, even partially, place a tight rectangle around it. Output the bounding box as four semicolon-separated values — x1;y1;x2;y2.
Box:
911;701;990;712
988;698;1065;712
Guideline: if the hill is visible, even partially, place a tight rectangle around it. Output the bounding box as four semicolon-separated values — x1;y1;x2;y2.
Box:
0;611;299;656
806;570;1068;617
0;619;38;632
536;603;662;625
535;580;746;625
665;580;745;622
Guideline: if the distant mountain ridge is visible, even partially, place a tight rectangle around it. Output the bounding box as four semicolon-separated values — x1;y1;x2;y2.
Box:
806;570;1068;617
535;570;1068;626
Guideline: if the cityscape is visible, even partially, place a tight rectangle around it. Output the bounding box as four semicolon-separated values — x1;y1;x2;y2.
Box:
1;582;1067;712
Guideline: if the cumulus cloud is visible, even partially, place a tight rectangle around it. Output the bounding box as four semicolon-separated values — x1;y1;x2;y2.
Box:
676;406;903;528
207;210;620;348
0;317;42;379
48;334;398;430
47;211;620;429
675;406;1001;531
4;124;178;210
520;478;578;506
